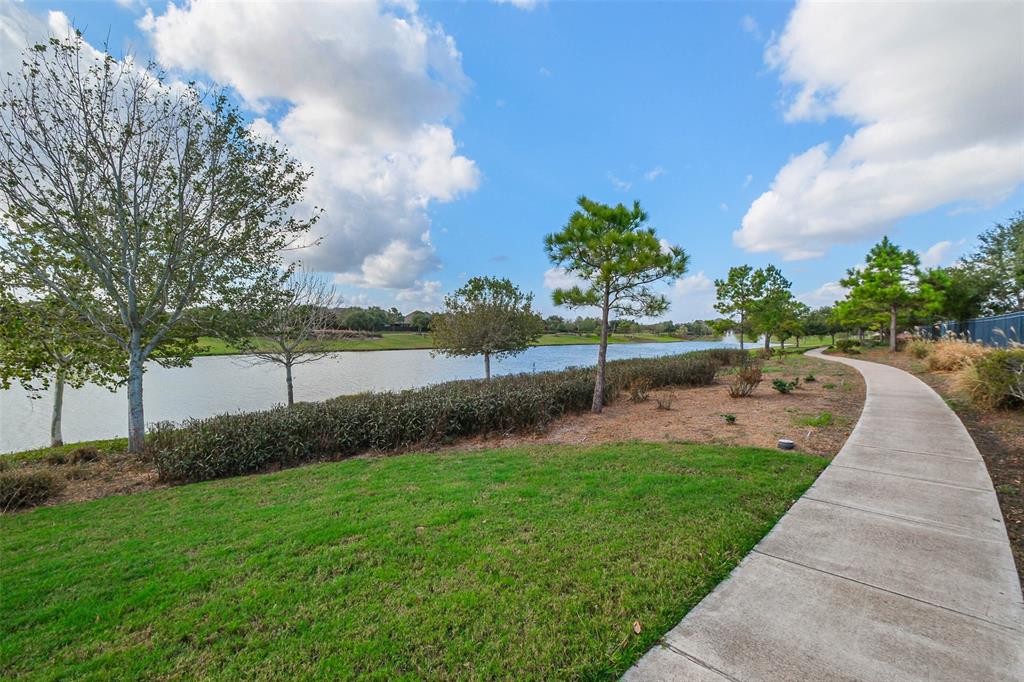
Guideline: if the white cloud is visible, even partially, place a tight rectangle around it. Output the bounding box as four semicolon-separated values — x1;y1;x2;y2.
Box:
719;203;729;212
667;271;717;321
543;267;587;291
743;174;753;188
798;281;848;307
608;172;632;191
140;1;480;289
918;238;967;268
735;1;1024;260
538;66;552;77
740;15;762;40
493;0;541;9
645;166;666;181
394;280;443;310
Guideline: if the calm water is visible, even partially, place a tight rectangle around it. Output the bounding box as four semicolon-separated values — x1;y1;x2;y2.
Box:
0;340;736;453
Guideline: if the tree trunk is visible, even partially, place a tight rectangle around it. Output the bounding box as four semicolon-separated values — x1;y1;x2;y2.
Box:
483;352;491;381
795;336;801;348
127;329;145;454
592;290;611;414
50;370;65;447
285;361;295;406
889;304;898;352
764;332;771;352
781;338;786;350
830;332;836;345
738;312;745;350
858;328;865;343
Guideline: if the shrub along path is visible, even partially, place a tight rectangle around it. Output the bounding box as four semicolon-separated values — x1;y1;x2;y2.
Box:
0;443;824;679
624;348;1024;681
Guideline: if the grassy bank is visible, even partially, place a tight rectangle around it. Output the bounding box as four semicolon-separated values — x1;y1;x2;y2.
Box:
1;442;824;679
195;331;704;356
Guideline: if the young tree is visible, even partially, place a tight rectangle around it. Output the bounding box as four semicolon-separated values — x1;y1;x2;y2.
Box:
545;197;688;412
0;292;124;446
714;265;756;350
246;271;341;407
961;211;1024;314
749;265;795;351
0;37;315;452
840;237;941;351
431;277;544;380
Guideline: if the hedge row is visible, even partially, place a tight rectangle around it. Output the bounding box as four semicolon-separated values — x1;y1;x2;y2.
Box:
151;348;747;483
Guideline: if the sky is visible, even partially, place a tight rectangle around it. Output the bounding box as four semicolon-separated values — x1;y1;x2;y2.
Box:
2;0;1022;321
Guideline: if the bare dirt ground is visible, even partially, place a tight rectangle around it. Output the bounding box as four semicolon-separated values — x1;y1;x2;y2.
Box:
8;352;865;510
450;353;865;459
836;347;1024;580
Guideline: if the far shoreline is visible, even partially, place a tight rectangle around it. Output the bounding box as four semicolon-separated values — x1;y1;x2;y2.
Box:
193;332;726;357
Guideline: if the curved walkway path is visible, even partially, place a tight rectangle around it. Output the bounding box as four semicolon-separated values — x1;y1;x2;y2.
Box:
624;348;1023;681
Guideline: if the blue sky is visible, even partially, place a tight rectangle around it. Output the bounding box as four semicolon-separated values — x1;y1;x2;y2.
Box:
5;0;1024;319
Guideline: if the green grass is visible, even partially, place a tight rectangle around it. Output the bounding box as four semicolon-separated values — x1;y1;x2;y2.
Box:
0;438;127;464
0;442;824;680
795;412;834;427
194;332;697;356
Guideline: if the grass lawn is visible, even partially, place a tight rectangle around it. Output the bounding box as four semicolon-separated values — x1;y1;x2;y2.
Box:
194;332;694;356
1;442;824;680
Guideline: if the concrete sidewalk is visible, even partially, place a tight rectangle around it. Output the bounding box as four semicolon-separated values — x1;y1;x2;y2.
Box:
623;349;1023;681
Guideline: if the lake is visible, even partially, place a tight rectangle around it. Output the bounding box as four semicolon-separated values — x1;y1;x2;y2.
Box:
0;340;737;453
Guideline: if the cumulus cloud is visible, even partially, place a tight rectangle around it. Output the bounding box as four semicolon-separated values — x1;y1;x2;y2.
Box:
918;239;966;268
735;1;1024;260
798;281;848;307
140;1;480;293
394;280;444;310
543;267;587;292
740;15;762;40
667;271;717;321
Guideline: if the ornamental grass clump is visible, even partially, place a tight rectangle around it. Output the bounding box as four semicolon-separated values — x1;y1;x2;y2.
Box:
925;338;989;371
152;350;728;482
953;348;1024;409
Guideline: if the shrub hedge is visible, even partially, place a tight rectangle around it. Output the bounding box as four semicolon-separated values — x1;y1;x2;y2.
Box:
955;349;1024;409
152;349;747;483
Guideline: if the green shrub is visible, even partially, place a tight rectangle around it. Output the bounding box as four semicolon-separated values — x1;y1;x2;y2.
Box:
153;351;726;482
0;470;62;511
833;338;860;353
954;349;1024;409
772;378;799;394
722;413;736;424
803;373;816;383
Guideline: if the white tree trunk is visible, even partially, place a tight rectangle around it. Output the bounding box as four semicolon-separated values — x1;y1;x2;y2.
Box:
50;370;64;447
483;352;491;381
127;330;146;454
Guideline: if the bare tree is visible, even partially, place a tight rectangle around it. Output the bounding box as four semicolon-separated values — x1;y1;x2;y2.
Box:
246;271;341;406
0;36;316;452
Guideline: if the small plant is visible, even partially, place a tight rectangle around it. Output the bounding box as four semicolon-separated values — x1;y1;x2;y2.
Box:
655;397;673;411
728;360;763;398
722;413;736;424
0;470;62;512
803;373;816;383
772;378;798;394
797;412;833;427
45;453;68;466
822;382;836;389
628;378;652;403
